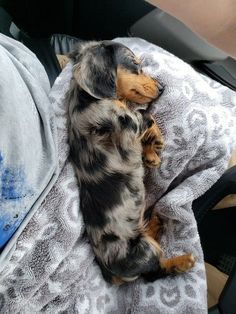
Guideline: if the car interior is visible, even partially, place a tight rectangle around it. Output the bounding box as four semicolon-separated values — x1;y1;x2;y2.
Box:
0;0;235;313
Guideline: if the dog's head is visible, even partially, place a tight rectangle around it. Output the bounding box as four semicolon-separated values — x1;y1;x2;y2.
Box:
70;40;162;103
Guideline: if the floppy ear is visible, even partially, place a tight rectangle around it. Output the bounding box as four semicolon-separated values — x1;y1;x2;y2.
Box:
69;41;86;63
73;43;117;99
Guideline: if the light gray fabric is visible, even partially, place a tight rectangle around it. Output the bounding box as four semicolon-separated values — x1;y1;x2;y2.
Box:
0;37;236;313
0;34;58;268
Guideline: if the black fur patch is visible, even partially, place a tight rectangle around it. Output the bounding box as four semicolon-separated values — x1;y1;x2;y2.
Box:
142;266;168;282
70;134;88;169
118;115;137;133
83;150;107;174
102;233;120;242
69;41;85;62
108;42;140;74
96;258;113;283
91;120;114;136
109;236;159;278
143;205;154;222
88;45;117;99
76;89;98;113
141;113;154;133
129;235;141;247
80;172;131;227
117;145;129;161
100;41;140;75
80;185;107;228
70;132;107;174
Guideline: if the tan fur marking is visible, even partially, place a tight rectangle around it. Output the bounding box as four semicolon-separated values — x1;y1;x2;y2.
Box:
113;99;127;109
57;54;70;69
160;254;196;273
112;276;126;285
145;215;163;241
117;67;158;104
142;146;161;168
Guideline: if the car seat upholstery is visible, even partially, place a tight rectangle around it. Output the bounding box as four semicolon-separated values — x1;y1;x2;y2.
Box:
0;7;80;86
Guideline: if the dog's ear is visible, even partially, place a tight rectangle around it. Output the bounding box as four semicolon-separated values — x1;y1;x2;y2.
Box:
69;41;86;65
73;42;117;99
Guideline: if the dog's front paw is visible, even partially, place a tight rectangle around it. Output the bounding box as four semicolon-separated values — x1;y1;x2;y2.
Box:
142;120;164;168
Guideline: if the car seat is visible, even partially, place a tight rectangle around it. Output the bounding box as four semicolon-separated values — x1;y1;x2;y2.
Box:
192;165;236;313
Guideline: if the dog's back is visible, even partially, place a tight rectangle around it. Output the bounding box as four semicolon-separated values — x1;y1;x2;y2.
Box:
67;79;165;283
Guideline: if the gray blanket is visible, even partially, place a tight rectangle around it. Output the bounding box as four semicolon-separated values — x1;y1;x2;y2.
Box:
0;34;58;268
0;37;236;314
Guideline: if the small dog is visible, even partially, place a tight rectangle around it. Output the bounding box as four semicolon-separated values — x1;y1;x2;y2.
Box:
67;41;195;283
69;40;164;167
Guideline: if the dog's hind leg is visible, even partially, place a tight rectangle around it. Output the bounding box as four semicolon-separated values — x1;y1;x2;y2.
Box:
142;253;196;282
141;214;196;282
160;254;196;274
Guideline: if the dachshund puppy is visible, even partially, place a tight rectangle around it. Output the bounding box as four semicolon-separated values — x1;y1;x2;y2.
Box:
66;41;195;283
69;40;164;168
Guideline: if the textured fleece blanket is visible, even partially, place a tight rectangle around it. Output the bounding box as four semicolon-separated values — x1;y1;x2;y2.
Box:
0;37;236;314
0;34;57;266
